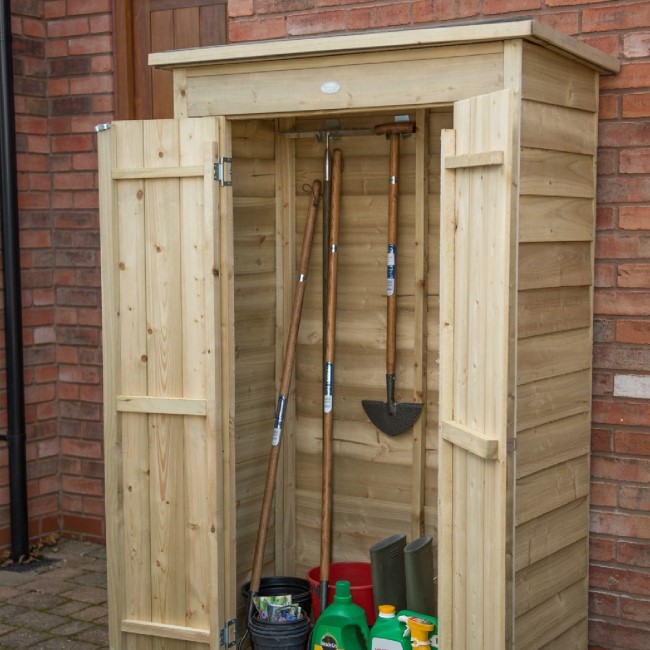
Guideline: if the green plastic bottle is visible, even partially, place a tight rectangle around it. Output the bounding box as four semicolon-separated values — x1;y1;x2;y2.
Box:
369;605;410;650
311;581;369;650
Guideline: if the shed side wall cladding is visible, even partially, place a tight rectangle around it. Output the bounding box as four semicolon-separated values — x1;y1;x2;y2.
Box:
515;44;599;648
232;119;278;586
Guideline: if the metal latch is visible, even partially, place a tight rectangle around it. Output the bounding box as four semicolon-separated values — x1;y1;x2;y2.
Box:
214;157;233;186
220;618;236;648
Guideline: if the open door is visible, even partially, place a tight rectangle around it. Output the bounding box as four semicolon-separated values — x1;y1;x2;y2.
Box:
438;90;516;649
98;118;235;649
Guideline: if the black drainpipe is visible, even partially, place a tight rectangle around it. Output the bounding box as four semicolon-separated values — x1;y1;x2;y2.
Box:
0;0;30;562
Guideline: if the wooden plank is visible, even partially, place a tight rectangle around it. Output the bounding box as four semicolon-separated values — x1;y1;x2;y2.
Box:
538;618;587;649
296;453;416;505
517;412;591;480
231;119;276;159
517;328;591;385
149;20;618;73
217;116;237;625
517;368;591;431
522;41;602;111
444;150;503;168
295;416;435;469
185;51;504;116
519;196;594;243
98;120;128;650
296;157;418;196
114;122;152;650
143;120;186;631
441;420;499;460
518;242;591;290
518;286;591;338
515;456;590;526
231;157;275;198
515;580;588;650
112;165;203;179
294;491;418;572
117;396;208;416
122;620;210;643
521;100;596;155
411;108;429;539
514;539;588;617
179;119;215;640
515;497;589;572
520;149;594;198
517;369;591;433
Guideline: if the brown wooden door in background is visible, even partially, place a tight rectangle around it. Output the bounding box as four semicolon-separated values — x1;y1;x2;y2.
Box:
114;0;227;120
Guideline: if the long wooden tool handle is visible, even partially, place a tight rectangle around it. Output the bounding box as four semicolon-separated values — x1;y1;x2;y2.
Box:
386;132;400;376
321;150;343;588
249;180;322;596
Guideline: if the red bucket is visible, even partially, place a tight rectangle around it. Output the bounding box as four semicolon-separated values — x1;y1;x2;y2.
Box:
307;562;375;625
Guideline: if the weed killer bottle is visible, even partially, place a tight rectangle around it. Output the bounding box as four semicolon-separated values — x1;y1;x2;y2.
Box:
311;581;369;650
369;605;410;650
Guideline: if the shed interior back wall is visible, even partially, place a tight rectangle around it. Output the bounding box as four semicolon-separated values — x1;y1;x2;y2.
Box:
231;108;452;602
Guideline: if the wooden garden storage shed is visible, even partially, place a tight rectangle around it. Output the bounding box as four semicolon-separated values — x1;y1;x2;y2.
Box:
97;20;619;650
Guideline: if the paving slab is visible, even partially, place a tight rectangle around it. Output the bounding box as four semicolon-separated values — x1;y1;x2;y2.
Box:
0;539;109;649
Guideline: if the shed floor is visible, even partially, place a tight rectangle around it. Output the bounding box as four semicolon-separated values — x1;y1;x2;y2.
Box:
0;538;108;648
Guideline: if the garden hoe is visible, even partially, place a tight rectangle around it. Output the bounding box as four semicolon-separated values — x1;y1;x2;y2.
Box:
362;121;423;437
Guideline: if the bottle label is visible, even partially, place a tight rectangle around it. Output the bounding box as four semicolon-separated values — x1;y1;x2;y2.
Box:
371;639;403;650
316;633;340;650
386;244;396;296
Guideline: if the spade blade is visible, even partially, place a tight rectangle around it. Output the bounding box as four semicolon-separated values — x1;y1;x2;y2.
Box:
362;400;423;437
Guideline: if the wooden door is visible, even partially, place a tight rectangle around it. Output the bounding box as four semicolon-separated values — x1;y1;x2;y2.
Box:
438;90;516;649
115;0;228;119
98;117;235;649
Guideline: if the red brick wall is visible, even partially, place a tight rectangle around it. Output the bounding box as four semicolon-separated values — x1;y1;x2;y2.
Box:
45;0;111;545
2;0;648;647
2;0;59;548
227;2;650;649
0;0;111;548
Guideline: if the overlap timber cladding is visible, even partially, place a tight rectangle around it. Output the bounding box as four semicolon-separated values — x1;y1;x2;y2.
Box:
514;45;598;648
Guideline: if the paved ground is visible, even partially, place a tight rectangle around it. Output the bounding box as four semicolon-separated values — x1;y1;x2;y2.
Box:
0;539;109;649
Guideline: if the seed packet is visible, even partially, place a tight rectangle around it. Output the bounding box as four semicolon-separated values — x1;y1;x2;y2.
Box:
253;595;293;621
268;603;301;623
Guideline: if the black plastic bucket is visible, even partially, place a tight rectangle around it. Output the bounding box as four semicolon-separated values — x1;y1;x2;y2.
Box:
249;612;311;650
241;577;312;618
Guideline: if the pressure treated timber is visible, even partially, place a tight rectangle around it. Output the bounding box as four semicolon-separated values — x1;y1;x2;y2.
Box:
440;420;499;460
515;580;588;650
519;196;594;243
149;19;618;74
98;19;615;650
121;620;210;643
515;497;590;572
439;89;514;650
514;539;588;617
116;396;208;416
99;118;231;650
183;46;504;117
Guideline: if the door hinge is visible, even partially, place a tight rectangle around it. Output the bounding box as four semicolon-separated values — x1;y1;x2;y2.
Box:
220;618;237;648
507;437;517;452
214;157;233;186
